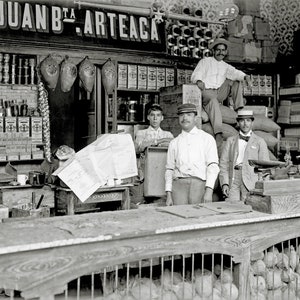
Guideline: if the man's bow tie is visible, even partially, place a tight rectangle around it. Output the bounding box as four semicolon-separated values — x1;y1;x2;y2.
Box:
239;134;250;142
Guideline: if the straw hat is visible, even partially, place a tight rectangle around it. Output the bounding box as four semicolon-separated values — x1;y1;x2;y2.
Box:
236;110;254;120
208;38;229;50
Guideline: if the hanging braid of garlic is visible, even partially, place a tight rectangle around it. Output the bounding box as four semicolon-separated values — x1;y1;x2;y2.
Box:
37;80;51;162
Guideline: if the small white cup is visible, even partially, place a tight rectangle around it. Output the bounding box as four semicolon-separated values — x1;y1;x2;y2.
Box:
17;174;28;186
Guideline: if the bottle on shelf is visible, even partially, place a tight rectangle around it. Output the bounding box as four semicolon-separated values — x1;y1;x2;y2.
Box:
20;99;28;116
4;100;12;117
11;100;19;117
0;99;4;117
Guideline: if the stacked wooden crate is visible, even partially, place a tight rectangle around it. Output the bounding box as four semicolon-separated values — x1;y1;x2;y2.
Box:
160;84;202;137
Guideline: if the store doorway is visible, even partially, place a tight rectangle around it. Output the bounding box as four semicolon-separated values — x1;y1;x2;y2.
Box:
74;66;104;151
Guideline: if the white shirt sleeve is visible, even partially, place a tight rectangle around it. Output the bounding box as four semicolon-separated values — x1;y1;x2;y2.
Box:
191;58;206;83
205;136;220;189
226;63;246;82
165;141;175;192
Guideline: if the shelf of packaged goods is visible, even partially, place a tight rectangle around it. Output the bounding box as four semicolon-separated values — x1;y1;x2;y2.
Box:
117;88;159;93
279;85;300;96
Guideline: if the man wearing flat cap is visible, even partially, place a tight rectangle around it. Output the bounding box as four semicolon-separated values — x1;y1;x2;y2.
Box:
219;110;269;202
165;103;219;205
191;37;252;154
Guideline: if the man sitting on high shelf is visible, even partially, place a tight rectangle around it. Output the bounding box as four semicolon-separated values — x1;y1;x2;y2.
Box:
191;37;253;154
131;104;174;204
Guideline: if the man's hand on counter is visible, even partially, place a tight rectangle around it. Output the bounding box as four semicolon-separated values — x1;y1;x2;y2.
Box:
166;191;173;206
222;184;230;198
203;187;213;203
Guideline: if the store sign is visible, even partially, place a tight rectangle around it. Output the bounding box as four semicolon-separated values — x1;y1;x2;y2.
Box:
0;1;166;52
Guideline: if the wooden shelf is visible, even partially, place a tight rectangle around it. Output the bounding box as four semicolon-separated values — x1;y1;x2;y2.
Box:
0;159;44;164
244;94;274;97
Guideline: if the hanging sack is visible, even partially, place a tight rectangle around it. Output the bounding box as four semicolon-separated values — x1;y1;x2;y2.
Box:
101;58;117;95
40;54;60;90
60;56;77;92
79;57;96;93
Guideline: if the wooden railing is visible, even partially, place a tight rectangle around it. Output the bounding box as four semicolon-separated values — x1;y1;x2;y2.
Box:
1;204;300;299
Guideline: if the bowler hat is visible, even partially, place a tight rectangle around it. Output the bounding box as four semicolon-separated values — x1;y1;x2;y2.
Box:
236;110;254;120
177;103;197;115
209;38;229;50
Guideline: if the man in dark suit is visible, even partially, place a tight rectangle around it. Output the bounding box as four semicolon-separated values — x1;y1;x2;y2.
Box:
219;110;269;202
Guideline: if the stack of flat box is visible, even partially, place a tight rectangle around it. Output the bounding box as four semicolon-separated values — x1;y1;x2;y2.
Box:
280;127;300;151
290;102;300;124
277;100;291;124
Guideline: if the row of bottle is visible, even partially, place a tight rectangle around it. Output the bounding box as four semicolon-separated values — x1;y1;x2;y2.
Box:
0;99;28;117
117;94;159;122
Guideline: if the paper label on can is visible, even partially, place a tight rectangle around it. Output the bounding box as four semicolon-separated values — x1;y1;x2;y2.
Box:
127;64;137;89
156;67;166;89
166;68;175;87
147;66;157;90
117;64;127;88
137;65;147;90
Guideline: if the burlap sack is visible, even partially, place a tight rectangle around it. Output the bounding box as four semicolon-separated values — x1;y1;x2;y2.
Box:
253;130;279;151
79;57;96;93
40;55;59;90
220;105;237;124
268;149;278;161
201;110;210;123
60;57;77;93
252;115;280;132
201;122;214;136
222;123;238;139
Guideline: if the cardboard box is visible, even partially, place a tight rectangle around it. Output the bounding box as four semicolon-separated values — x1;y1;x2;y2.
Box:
19;152;31;160
254;17;270;40
185;69;193;84
127;64;137;89
280;137;298;151
227;15;254;39
251;75;259;95
156;67;166;89
234;0;261;17
244;41;262;63
177;69;186;85
165;68;175;87
32;150;44;159
160;84;202;135
137;65;147;90
30;116;43;143
147;66;157;90
144;147;168;197
262;40;278;63
117;64;127;88
4;117;17;133
227;36;244;62
17;117;30;137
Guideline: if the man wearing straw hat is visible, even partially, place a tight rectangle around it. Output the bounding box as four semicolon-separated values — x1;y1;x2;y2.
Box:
191;37;252;154
219;110;269;202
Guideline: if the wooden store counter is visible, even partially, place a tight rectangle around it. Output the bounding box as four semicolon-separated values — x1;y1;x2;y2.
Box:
1;202;300;299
